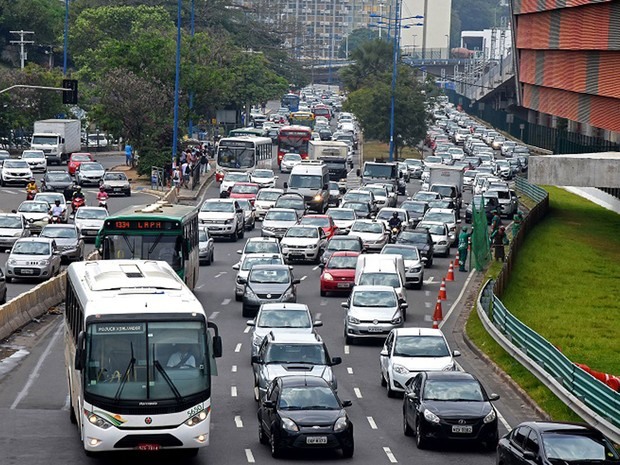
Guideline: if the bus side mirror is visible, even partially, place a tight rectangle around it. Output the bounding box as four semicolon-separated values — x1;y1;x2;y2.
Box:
356;169;360;177
283;182;288;189
74;331;86;371
212;335;222;358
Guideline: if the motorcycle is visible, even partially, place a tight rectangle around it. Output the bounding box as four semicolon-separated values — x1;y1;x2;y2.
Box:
49;215;62;224
98;199;108;211
389;224;402;243
26;189;37;200
71;197;86;215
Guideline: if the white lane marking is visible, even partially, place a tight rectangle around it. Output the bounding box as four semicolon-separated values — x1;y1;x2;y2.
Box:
214;271;227;278
244;325;251;333
439;269;475;329
235;343;242;353
221;299;231;306
354;387;363;398
300;275;307;281
347;367;353;375
426;276;434;283
344;345;350;355
231;386;238;397
383;447;398;463
209;311;219;320
424;314;432;322
424;301;431;308
367;416;378;429
62;394;70;411
315;313;322;320
232;365;237;373
497;409;512;431
245;449;255;463
312;265;320;271
235;415;244;428
424;290;431;297
195;283;205;290
11;322;63;409
2;189;17;195
320;300;328;306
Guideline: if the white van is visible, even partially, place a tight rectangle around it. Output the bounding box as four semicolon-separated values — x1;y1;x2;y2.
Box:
354;254;407;308
285;160;330;213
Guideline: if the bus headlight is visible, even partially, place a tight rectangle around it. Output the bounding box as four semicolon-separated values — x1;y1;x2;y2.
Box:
186;409;209;427
86;411;113;430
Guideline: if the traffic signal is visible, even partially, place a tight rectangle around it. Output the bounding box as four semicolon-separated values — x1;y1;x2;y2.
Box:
62;79;78;105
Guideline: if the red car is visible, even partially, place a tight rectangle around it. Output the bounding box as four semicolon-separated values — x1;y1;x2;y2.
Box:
68;152;94;175
228;182;260;205
319;251;360;296
299;214;338;239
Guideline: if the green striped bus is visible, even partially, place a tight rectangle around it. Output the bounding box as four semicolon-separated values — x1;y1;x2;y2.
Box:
95;202;200;289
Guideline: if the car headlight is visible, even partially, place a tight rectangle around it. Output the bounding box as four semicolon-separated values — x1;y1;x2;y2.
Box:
186;409;209;427
224;219;233;224
244;286;257;300
313;194;322;202
308;243;317;249
483;409;496;424
282;286;295;300
391;316;403;325
347;315;360;324
281;417;299;432
439;241;448;245
412;266;422;273
13;232;22;237
392;364;409;375
102;184;111;189
8;259;16;265
334;415;348;432
252;336;262;347
87;411;113;430
423;409;440;424
39;260;49;266
322;272;334;281
442;363;455;371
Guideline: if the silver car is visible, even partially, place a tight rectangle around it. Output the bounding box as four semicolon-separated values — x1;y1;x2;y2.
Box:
39;224;84;262
326;208;357;234
342;285;406;344
15;201;50;234
0;213;30;250
261;208;299;239
417;221;451;257
75;162;105;186
348;219;390;251
236;198;256;231
34;192;68;223
198;226;214;265
73;207;108;241
6;237;62;282
255;188;284;220
100;171;131;196
280;153;302;173
381;244;424;289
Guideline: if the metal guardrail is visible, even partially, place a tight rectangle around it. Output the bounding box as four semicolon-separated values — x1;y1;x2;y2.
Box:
478;282;620;443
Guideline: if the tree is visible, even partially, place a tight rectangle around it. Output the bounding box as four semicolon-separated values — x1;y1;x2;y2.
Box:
338;28;379;59
339;39;393;92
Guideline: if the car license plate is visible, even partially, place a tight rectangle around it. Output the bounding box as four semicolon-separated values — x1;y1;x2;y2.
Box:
451;425;472;434
207;226;219;231
113;188;121;192
368;326;384;333
21;269;34;275
337;282;351;288
136;444;160;451
306;436;327;445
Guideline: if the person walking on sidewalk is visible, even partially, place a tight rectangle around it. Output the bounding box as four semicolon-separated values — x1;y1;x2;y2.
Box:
490;226;509;262
457;226;472;272
181;160;190;188
124;143;133;166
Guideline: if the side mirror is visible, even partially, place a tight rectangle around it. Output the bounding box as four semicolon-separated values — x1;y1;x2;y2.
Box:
356;168;361;177
453;350;461;357
406;392;418;401
400;302;408;309
236;208;243;213
74;331;86;370
292;279;301;285
236;250;242;254
212;335;223;358
341;302;349;309
128;178;132;182
331;356;342;366
237;277;247;285
489;393;500;401
263;400;275;409
283;182;288;189
313;320;323;327
523;451;536;461
318;263;325;269
232;263;240;270
274;175;279;179
342;400;352;407
380;349;389;357
246;320;255;327
457;219;462;223
11;210;16;214
323;184;329;190
251;355;261;364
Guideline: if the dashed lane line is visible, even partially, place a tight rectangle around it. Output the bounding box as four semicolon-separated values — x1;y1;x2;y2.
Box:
235;343;242;353
232;365;237;373
367;416;378;429
234;416;244;428
312;265;320;271
231;386;238;397
221;299;231;306
245;449;255;463
209;311;220;320
244;325;251;333
300;275;307;281
354;387;363;399
347;367;354;375
383;447;398;463
344;345;350;355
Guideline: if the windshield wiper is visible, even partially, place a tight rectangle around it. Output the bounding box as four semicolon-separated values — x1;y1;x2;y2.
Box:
147;234;163;256
114;342;136;401
153;359;182;401
121;234;135;255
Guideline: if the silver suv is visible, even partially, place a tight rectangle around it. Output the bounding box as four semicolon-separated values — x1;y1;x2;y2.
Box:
199;198;245;241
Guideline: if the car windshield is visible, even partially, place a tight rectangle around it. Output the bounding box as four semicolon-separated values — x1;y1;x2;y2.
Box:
286;227;318;238
359;272;400;287
76;209;107;219
201;201;234;213
541;432;619;461
22;152;44;159
394;335;450;358
257;310;311;328
328;209;355;220
244;241;280;254
351;222;382;233
104;173;127;181
41;227;77;239
282;154;301;162
279;386;340;410
289;174;322;189
231;184;258;194
198;230;209;242
382;246;419;260
249;268;290;284
252;170;273;178
0;216;22;228
81;163;103;171
12;241;50;255
225;173;250;183
397;231;428;245
264;343;327;365
364;187;386;198
405;159;422;167
4;160;29;169
300;217;329;227
327;238;361;251
242;256;282;271
257;190;282;201
352;290;397;307
328;182;339;190
401;202;426;214
342;202;369;213
46;172;72;182
19;202;49;213
430;186;455;198
414;192;439;202
377;210;405;221
344;192;370;202
71;155;91;162
327;255;358;269
423;379;483;401
265;210;297;221
236;199;252;210
276;198;304;210
419;223;446;235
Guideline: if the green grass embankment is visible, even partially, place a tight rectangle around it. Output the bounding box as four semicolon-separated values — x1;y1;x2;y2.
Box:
363;140;421;161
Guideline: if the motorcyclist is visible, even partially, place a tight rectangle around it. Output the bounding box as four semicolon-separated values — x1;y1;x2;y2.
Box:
49;199;64;221
72;185;85;201
388;211;403;230
26;178;38;198
97;186;109;210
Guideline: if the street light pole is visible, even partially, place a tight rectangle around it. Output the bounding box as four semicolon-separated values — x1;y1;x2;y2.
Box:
172;0;182;162
188;0;195;139
388;0;401;162
63;0;69;75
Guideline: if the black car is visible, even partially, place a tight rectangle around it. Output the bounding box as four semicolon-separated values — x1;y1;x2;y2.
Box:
258;376;354;458
403;371;499;450
400;200;429;228
340;201;373;219
321;235;365;264
497;421;620;465
319;129;333;141
396;229;434;267
465;193;499;224
41;170;74;200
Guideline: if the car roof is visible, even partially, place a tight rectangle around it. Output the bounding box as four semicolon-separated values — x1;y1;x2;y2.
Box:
242;253;283;260
260;303;309;311
205;198;238;204
41;224;77;229
247;236;279;242
266;207;298;214
424;371;474;381
250;264;291;271
330;251;361;258
353;285;396;293
267;332;322;343
518;421;599;433
278;375;331;388
394;327;444;337
427;208;455;215
76;206;107;212
301;214;329;219
15;237;54;244
19;200;49;206
277;193;304;199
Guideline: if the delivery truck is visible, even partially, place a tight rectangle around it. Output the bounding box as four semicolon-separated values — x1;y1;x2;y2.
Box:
30;119;81;164
428;164;465;211
309;140;349;189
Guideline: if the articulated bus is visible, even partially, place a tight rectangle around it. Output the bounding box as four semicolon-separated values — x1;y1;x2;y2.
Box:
65;260;222;456
95;202;200;289
215;136;273;182
276;125;313;166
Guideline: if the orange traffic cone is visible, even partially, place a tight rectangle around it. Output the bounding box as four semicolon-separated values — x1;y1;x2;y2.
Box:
454;251;460;267
432;319;439;329
432;298;443;326
446;261;455;282
439;279;447;301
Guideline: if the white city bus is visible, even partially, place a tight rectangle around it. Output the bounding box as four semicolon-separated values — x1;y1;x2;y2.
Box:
215;136;273;182
65;260;222;456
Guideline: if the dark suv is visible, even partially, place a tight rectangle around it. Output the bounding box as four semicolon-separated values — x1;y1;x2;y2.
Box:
395;228;435;267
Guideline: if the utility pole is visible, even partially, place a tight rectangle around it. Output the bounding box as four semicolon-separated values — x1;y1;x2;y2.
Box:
10;30;35;69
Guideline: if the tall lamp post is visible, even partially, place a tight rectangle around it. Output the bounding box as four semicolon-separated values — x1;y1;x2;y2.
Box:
171;0;182;162
188;0;195;139
388;0;401;162
63;0;69;76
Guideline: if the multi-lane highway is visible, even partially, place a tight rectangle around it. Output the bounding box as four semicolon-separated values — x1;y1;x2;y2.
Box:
0;147;543;464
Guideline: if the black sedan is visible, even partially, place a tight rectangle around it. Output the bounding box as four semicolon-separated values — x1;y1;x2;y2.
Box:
258;375;354;458
400;200;429;228
465;194;499;224
497;421;620;465
41;170;74;200
402;371;499;450
396;229;434;267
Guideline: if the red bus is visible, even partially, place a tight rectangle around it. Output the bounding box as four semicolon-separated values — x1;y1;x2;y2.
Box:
277;125;312;166
312;104;332;121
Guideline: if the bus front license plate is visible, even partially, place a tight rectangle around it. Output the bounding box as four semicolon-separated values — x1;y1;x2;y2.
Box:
136;444;160;451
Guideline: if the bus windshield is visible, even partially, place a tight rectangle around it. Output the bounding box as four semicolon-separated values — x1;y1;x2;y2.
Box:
217;146;255;169
102;234;183;271
363;163;396;179
85;320;209;401
279;133;309;154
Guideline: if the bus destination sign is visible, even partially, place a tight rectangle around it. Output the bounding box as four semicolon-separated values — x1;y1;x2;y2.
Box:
106;220;178;230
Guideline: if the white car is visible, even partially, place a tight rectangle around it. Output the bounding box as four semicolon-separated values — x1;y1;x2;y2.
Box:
417;221;451;257
1;159;33;186
255;188;284;220
15;200;50;234
280;225;327;263
199;198;245;241
326;207;357;234
75;162;105;186
379;327;460;396
73;206;108;241
250;169;277;188
261;208;299;239
232;252;286;301
348;219;389;251
360;184;396;208
21;150;47;172
375;207;412;231
236;236;282;266
34;192;68;223
219;171;251;196
280;153;302;173
380;244;424;289
422;208;461;246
